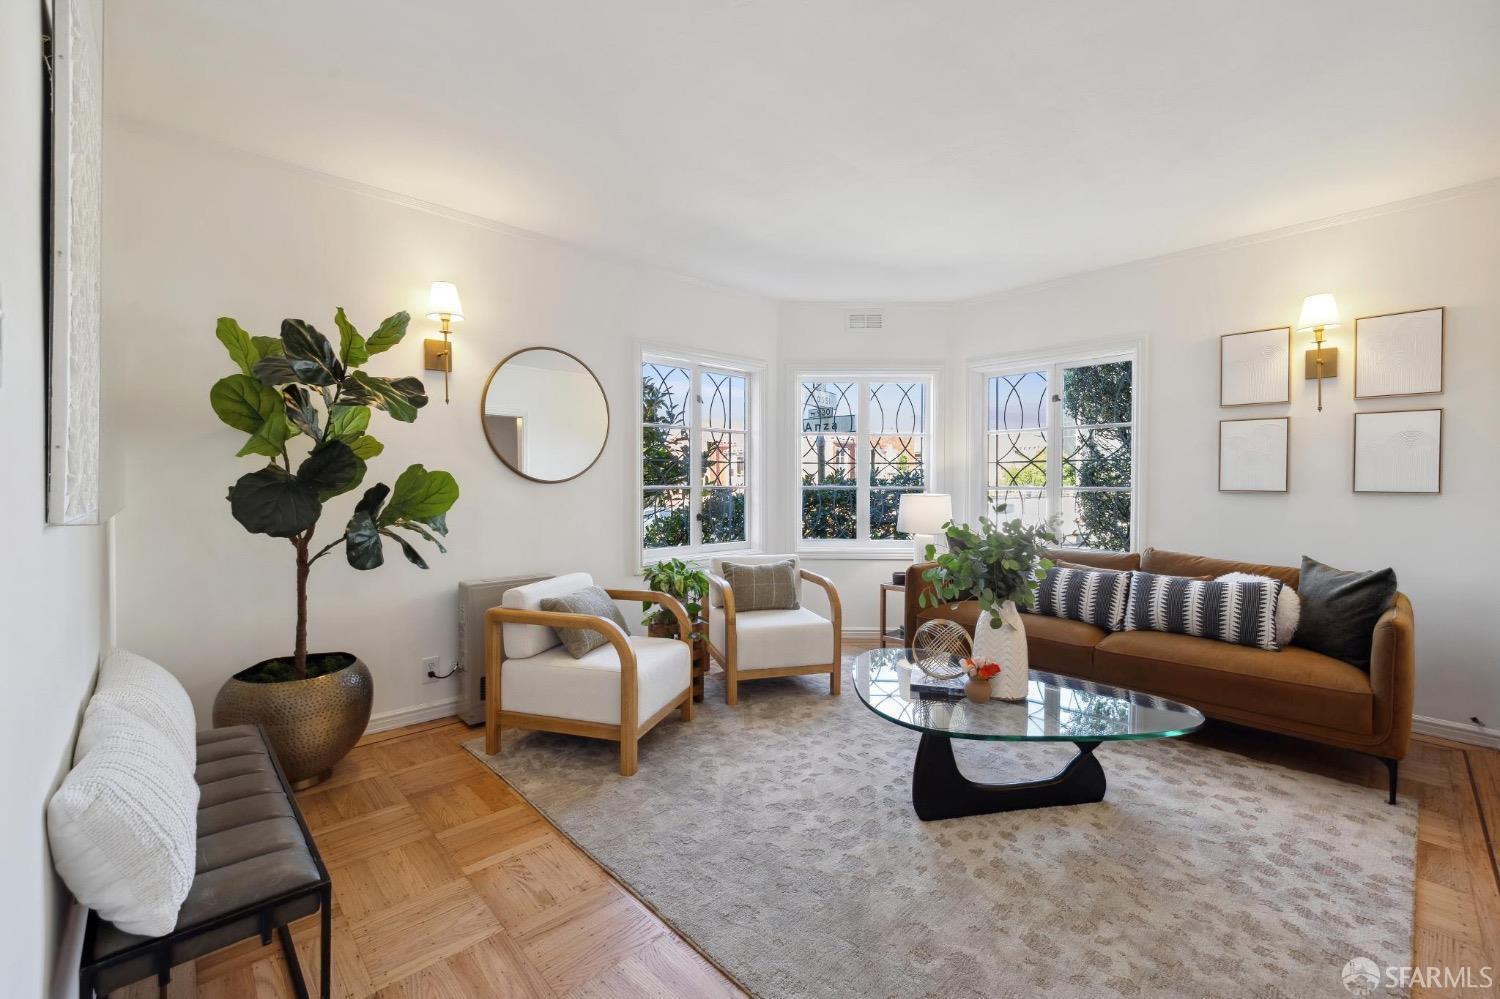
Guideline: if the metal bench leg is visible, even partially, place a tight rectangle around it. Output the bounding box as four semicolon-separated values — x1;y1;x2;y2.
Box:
320;885;332;999
277;924;311;999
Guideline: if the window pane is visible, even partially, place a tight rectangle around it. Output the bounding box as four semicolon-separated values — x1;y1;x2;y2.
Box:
987;430;1047;488
988;371;1048;432
868;382;927;435
985;488;1049;531
642;427;689;485
1058;489;1131;552
869;436;924;487
1062;361;1132;426
699;488;746;544
1062;427;1132;487
800;381;856;432
702;370;747;430
801;434;855;485
641;363;690;425
703;431;746;487
801;488;857;540
870;488;921;539
642;489;690;549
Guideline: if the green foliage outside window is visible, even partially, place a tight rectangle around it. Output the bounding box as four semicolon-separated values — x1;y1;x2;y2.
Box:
1061;361;1132;551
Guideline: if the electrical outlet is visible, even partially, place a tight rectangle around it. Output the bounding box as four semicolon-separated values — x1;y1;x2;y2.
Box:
421;655;440;683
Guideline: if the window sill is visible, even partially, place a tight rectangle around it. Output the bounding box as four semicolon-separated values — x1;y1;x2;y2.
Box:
794;546;918;562
639;545;759;570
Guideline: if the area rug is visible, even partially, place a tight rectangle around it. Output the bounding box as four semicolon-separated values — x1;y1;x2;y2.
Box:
465;662;1417;999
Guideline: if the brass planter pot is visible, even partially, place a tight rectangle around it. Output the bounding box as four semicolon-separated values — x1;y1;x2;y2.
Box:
212;653;373;789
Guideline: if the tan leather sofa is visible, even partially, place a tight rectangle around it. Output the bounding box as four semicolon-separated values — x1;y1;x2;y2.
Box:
904;547;1415;801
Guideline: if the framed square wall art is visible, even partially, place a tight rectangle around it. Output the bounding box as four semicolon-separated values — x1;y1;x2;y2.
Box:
1353;409;1442;494
1354;307;1444;399
1220;327;1290;406
1219;417;1289;493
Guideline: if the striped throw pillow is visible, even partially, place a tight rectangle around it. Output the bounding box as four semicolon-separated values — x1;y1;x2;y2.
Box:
1035;566;1132;632
1123;571;1284;651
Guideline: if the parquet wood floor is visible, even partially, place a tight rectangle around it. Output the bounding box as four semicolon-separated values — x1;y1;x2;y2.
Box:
125;638;1498;998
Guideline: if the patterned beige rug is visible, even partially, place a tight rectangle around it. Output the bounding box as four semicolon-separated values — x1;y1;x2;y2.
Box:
466;661;1416;999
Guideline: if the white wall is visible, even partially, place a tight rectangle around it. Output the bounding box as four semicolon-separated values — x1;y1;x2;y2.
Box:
0;2;110;995
104;122;778;724
949;183;1500;728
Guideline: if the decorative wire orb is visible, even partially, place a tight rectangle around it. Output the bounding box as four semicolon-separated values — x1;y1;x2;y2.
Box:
910;620;972;679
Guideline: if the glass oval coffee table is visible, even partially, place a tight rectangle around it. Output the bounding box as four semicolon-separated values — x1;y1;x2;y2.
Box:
853;648;1205;821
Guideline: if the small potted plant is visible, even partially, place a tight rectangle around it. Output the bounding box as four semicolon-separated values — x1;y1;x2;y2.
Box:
207;310;459;786
641;558;710;700
919;516;1054;700
959;659;1001;703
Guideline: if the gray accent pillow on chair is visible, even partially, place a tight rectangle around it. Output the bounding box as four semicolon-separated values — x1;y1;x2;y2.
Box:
541;586;631;659
721;559;800;612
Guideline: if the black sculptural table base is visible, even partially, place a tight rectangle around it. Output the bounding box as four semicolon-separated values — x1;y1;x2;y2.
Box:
911;733;1106;821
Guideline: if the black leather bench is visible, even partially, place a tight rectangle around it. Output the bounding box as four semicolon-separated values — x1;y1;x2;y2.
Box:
78;725;332;998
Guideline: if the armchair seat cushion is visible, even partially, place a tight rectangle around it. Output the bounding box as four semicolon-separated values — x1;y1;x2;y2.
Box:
712;607;834;670
502;637;689;726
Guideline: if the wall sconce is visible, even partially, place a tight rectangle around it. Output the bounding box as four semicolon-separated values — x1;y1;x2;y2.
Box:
1297;292;1340;412
424;281;464;404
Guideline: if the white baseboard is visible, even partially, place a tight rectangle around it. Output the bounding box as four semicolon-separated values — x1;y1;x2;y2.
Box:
842;627;881;639
365;696;461;735
1412;714;1500;749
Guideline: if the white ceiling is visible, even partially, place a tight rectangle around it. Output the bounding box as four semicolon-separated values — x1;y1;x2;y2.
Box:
108;1;1500;301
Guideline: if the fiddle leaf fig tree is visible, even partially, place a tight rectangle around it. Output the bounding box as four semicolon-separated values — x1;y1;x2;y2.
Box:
210;310;460;679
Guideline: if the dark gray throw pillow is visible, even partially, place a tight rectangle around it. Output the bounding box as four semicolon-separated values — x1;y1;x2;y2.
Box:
540;586;631;659
1291;556;1397;670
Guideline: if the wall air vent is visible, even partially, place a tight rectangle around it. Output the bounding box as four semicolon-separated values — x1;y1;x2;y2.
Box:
846;312;884;331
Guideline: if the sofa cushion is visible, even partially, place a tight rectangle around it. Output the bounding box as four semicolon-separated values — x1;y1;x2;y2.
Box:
1124;571;1284;651
1219;572;1301;647
501;572;595;658
540;585;631;658
1092;631;1373;734
1141;547;1298;588
710;606;833;669
1021;613;1108;674
48;702;199;937
500;636;689;726
1293;556;1397;670
1036;566;1132;631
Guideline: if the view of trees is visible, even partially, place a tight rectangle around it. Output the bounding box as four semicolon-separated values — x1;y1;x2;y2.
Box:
642;368;747;549
1060;361;1132;551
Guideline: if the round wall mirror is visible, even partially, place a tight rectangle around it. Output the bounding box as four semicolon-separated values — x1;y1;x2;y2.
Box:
481;348;610;483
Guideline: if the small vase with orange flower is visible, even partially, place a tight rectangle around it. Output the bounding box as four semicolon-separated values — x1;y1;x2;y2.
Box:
960;659;1000;703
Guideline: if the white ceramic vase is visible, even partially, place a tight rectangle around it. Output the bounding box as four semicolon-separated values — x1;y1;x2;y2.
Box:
972;601;1029;701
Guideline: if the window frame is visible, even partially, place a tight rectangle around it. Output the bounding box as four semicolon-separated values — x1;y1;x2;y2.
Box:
968;343;1143;554
793;367;940;557
637;346;761;565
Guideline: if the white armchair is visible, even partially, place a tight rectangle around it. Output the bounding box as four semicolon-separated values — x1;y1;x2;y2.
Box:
483;573;693;776
706;555;842;706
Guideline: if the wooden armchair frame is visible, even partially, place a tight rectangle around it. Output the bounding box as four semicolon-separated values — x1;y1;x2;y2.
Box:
484;589;693;776
706;568;842;706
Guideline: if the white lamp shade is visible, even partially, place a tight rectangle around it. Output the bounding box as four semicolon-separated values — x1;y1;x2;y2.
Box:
426;281;464;323
896;493;952;535
1296;293;1340;332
